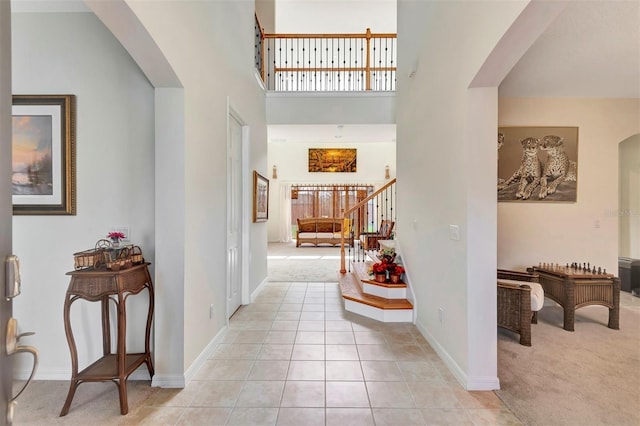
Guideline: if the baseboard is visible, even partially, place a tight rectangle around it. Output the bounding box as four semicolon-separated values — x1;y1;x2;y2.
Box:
415;318;500;391
150;373;186;388
18;366;151;382
251;277;269;302
179;324;229;387
16;369;68;381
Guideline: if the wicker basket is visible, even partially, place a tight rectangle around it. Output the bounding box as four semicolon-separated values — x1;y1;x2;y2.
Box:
73;241;145;271
73;248;106;270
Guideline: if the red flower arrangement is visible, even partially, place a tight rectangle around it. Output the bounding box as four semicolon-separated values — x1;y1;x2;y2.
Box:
372;262;388;274
391;265;405;275
107;231;126;241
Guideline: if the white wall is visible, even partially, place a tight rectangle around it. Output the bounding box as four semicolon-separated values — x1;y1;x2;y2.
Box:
275;0;396;33
12;12;155;378
268;140;395;241
125;0;268;378
620;134;640;258
396;0;529;390
498;98;640;274
267;92;395;125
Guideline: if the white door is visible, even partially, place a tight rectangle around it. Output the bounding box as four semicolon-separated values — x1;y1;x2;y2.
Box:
1;3;13;422
227;113;243;318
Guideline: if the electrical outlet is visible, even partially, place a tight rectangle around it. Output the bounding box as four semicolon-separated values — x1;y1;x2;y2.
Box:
438;308;444;323
209;304;214;319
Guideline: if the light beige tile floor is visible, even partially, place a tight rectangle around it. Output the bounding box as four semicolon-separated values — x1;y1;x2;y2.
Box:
14;281;521;425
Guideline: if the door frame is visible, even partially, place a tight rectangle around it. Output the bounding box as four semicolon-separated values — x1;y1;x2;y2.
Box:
226;101;250;322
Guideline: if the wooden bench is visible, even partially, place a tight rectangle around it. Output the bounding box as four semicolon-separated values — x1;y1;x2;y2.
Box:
296;218;352;247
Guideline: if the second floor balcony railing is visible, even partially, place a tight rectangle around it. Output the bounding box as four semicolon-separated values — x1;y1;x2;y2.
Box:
255;18;396;92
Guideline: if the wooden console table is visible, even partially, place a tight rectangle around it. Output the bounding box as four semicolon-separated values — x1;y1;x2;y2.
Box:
531;265;620;332
60;263;154;416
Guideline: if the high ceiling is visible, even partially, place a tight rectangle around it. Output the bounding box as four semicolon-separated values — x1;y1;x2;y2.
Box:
11;0;638;143
499;1;640;98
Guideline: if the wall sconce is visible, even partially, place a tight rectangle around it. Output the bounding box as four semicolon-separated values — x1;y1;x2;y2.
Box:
384;165;390;180
272;165;278;179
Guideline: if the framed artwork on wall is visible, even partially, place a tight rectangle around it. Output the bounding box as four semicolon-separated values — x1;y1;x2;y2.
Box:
497;126;578;202
12;94;76;215
308;148;357;172
253;170;269;222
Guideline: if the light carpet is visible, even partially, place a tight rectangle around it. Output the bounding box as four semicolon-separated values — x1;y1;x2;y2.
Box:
495;293;640;426
267;242;345;282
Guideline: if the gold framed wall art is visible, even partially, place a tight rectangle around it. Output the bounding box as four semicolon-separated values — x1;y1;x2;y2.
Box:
253;171;269;222
12;94;76;215
308;148;357;172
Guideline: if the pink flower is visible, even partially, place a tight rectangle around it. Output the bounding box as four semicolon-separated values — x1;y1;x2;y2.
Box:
107;231;126;240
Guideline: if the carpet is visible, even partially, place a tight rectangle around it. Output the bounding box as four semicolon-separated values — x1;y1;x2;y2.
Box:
495;293;640;426
268;242;343;282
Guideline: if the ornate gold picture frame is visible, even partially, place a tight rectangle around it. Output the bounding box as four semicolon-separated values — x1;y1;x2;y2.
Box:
12;94;76;215
253;171;269;222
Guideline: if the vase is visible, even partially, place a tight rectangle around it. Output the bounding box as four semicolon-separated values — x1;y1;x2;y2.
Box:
111;239;120;248
374;273;387;283
389;274;401;284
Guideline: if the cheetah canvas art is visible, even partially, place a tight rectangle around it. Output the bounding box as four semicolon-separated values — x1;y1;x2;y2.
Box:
497;127;578;202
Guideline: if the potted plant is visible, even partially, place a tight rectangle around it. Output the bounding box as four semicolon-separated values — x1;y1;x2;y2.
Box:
389;264;405;284
107;231;126;247
372;261;388;283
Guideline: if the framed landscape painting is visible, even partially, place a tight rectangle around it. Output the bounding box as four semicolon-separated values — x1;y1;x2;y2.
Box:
12;95;76;215
253;171;269;222
308;148;357;172
497;126;578;203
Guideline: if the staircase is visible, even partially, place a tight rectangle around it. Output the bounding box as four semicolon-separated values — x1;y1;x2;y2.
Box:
338;179;415;322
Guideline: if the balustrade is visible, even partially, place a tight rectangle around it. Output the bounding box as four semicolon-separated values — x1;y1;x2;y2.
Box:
255;15;396;92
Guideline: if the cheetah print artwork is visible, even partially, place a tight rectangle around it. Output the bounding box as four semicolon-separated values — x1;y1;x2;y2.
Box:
497;127;578;202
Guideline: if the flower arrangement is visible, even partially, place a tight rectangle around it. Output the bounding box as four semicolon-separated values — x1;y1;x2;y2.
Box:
372;262;388;274
391;265;405;275
107;231;126;243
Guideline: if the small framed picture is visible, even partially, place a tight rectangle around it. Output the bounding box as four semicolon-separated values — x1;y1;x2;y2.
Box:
253;171;269;222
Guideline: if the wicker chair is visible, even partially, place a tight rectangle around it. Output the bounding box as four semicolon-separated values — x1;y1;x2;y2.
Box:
497;269;543;346
359;220;395;250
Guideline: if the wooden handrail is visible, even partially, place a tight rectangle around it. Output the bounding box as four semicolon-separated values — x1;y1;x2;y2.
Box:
260;27;397;91
275;67;397;73
264;32;396;39
344;178;396;218
340;178;396;273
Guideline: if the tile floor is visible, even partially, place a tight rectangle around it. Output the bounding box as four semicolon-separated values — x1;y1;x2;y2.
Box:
17;281;521;425
141;281;519;425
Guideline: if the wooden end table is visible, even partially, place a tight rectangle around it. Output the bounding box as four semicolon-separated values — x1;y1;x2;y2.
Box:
60;263;154;416
531;265;620;332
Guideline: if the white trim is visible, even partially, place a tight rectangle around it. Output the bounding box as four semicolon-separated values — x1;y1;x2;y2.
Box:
241;126;251;305
150;374;186;388
344;299;413;323
18;365;151;382
151;324;229;388
251;277;270;302
362;282;406;299
414;318;500;391
389;239;418;323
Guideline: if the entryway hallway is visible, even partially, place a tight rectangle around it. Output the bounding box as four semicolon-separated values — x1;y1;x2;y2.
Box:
14;245;520;425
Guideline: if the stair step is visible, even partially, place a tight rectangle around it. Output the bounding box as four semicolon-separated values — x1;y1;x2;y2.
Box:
338;271;413;310
352;262;406;288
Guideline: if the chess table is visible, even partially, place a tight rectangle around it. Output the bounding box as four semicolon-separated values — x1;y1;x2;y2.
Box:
530;265;620;332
